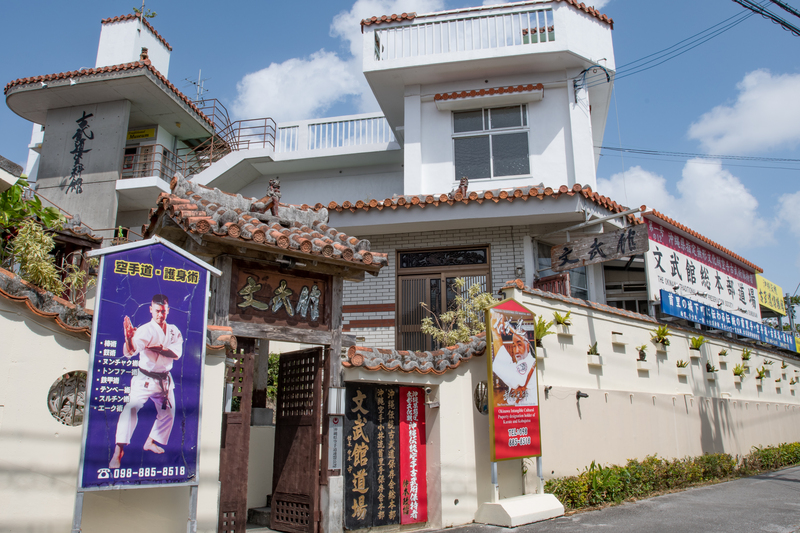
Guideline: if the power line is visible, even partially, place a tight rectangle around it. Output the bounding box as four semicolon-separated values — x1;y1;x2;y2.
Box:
768;0;800;20
731;0;800;35
599;153;800;172
579;2;769;90
598;146;800;163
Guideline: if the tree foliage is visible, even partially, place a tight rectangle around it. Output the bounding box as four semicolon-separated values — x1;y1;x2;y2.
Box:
11;219;64;294
420;278;496;347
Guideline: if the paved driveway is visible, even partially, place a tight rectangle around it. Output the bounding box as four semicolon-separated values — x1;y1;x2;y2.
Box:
446;466;800;533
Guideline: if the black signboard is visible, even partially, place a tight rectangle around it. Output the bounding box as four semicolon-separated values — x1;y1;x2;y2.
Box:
344;384;400;530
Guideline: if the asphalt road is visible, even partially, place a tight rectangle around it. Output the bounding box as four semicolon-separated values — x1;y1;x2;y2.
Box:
446;466;800;533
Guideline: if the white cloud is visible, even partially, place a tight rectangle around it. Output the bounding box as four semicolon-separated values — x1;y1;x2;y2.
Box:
232;0;445;121
597;159;772;250
688;70;800;154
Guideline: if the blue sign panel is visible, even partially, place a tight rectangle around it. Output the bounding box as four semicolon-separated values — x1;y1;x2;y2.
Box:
80;242;210;489
660;290;795;352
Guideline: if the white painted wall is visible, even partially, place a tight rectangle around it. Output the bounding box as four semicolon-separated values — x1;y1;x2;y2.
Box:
95;17;171;76
0;297;226;533
343;284;800;528
0;299;90;532
237;164;403;207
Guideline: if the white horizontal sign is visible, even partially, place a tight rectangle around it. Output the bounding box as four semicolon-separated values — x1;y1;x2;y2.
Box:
645;219;759;321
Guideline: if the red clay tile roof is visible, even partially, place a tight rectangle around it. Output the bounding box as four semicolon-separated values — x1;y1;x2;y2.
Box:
142;174;388;270
327;183;640;224
435;83;544;102
101;13;173;51
361;1;613;30
361;12;416;27
59;215;103;244
4;60;214;131
343;332;486;374
0;267;237;351
644;210;762;273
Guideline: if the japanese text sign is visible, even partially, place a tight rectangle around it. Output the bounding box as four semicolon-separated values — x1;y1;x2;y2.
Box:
550;226;648;272
660;290;795;351
344;384;427;529
486;299;542;461
646;219;759;321
80;241;212;489
756;275;786;316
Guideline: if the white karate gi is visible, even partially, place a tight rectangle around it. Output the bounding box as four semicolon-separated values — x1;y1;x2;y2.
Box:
115;319;183;445
492;345;538;406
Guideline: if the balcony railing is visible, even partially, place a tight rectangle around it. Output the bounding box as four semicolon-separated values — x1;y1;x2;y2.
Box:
276;114;396;153
121;144;181;182
373;8;554;61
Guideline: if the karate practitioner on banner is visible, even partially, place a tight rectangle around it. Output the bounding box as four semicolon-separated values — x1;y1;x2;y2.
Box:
109;294;183;469
491;316;537;407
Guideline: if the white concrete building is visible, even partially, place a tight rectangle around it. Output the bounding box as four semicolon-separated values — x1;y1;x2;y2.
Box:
4;2;800;533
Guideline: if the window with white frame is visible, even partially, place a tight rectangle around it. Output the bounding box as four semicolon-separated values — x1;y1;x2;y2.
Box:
453;105;530;180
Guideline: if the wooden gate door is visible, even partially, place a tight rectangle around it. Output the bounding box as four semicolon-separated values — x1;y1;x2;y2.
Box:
271;347;324;533
218;352;254;533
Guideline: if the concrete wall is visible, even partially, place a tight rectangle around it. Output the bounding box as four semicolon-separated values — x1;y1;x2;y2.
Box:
0;298;91;532
237;164;404;207
0;296;226;533
96;17;171;75
412;74;579;196
343;285;800;528
503;285;800;477
36;101;131;230
247;426;275;510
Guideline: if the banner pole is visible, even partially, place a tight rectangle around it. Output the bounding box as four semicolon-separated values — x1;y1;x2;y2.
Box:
536;457;544;495
490;462;499;503
187;485;198;533
71;491;84;533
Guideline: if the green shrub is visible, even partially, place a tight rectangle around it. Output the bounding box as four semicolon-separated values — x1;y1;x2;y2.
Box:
545;442;800;511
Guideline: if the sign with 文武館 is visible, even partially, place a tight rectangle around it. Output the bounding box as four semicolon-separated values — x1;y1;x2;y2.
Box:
550;227;648;272
230;260;330;329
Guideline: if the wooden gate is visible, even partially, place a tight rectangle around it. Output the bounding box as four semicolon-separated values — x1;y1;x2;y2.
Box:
218;351;254;533
271;347;324;533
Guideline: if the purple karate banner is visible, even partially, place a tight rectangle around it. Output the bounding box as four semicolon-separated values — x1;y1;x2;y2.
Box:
80;242;210;489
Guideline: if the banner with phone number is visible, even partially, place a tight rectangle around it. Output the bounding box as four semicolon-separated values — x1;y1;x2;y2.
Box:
486;299;541;462
80;242;209;489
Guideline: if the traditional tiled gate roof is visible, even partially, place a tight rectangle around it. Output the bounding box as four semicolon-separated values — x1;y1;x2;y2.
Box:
344;332;487;374
143;174;388;269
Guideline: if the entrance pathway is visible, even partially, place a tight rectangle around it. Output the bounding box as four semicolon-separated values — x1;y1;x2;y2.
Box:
445;466;800;533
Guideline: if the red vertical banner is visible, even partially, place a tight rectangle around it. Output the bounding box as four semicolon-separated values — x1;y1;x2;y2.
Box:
486;299;542;461
399;387;427;525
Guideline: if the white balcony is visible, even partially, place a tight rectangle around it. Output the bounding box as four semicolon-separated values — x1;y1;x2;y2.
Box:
193;112;401;191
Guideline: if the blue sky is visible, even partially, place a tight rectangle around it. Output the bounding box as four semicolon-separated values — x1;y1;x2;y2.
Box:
2;0;800;298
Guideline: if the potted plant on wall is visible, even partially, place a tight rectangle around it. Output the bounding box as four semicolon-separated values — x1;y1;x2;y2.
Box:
706;361;718;381
587;341;601;366
676;359;689;377
689;336;706;358
756;367;767;383
763;359;774;378
651;325;671;352
718;348;728;359
741;348;752;369
533;316;554;348
733;364;745;384
636;344;648;362
553;310;572;335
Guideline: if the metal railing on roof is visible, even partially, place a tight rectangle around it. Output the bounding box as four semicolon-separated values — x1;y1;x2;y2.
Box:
276;114;396;153
372;7;555;61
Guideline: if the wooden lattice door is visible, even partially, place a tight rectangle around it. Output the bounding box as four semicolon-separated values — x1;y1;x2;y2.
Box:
218;351;254;533
271;347;324;533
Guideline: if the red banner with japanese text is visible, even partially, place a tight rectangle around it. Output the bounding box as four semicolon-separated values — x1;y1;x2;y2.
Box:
399;387;427;524
486;299;542;461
